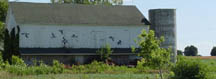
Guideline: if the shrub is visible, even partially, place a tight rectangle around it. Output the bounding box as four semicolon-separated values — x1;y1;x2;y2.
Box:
136;58;151;73
5;58;64;75
69;61;111;73
6;64;53;75
3;26;20;64
52;60;64;74
33;63;53;75
136;58;146;69
171;56;210;79
0;52;3;66
96;44;113;62
67;61;152;74
11;55;25;66
86;61;112;73
0;52;3;70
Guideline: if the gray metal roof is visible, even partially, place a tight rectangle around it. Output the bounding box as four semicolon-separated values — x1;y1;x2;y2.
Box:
9;2;150;26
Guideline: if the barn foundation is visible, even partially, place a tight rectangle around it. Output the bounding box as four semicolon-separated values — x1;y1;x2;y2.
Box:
21;54;137;65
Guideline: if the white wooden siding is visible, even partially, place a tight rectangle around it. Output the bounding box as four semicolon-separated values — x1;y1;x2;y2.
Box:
19;24;148;48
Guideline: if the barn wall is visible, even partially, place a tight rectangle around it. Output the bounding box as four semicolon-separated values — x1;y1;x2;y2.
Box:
19;24;148;48
6;8;17;32
21;55;137;65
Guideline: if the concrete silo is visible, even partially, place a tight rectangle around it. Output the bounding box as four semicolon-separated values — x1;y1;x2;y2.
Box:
149;9;177;62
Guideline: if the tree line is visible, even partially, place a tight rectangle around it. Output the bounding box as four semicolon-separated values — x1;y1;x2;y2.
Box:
177;45;216;56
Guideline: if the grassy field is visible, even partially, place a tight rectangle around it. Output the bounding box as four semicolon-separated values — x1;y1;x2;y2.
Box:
0;71;163;79
188;56;216;78
1;56;216;79
201;58;216;79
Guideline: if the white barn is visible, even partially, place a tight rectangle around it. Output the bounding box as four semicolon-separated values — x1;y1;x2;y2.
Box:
6;2;152;65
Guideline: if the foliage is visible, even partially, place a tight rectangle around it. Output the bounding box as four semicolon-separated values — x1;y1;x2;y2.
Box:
132;30;172;79
201;59;216;72
6;64;51;75
171;56;210;79
133;30;170;66
2;56;64;75
210;46;216;56
0;0;8;22
67;61;154;74
184;45;198;56
70;61;112;73
50;0;123;5
177;50;183;56
136;58;152;73
133;30;171;67
0;52;3;68
2;28;10;63
136;58;146;69
3;26;20;64
0;22;4;45
52;60;65;74
86;61;111;73
96;44;113;62
0;73;164;79
0;0;20;64
5;63;64;75
1;56;215;79
11;55;25;66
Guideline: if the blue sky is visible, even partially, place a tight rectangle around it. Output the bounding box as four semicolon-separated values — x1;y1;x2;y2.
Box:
10;0;216;56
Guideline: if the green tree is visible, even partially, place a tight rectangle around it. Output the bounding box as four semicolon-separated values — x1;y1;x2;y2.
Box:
50;0;123;5
3;29;11;63
0;0;8;54
0;0;8;48
3;26;20;64
0;0;20;64
0;51;3;66
96;44;113;63
177;50;183;56
210;46;216;56
0;22;4;47
0;0;8;49
184;45;198;56
132;30;171;79
0;0;8;22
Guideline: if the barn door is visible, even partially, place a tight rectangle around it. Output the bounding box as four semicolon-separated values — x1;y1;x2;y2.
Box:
93;31;106;48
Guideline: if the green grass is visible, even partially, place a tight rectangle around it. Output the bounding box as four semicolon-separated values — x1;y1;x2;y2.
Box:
201;59;216;78
1;56;216;79
0;58;166;79
186;58;216;78
200;59;216;73
0;71;162;79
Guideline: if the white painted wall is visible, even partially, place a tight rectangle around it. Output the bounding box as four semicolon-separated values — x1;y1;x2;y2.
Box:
19;24;148;48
